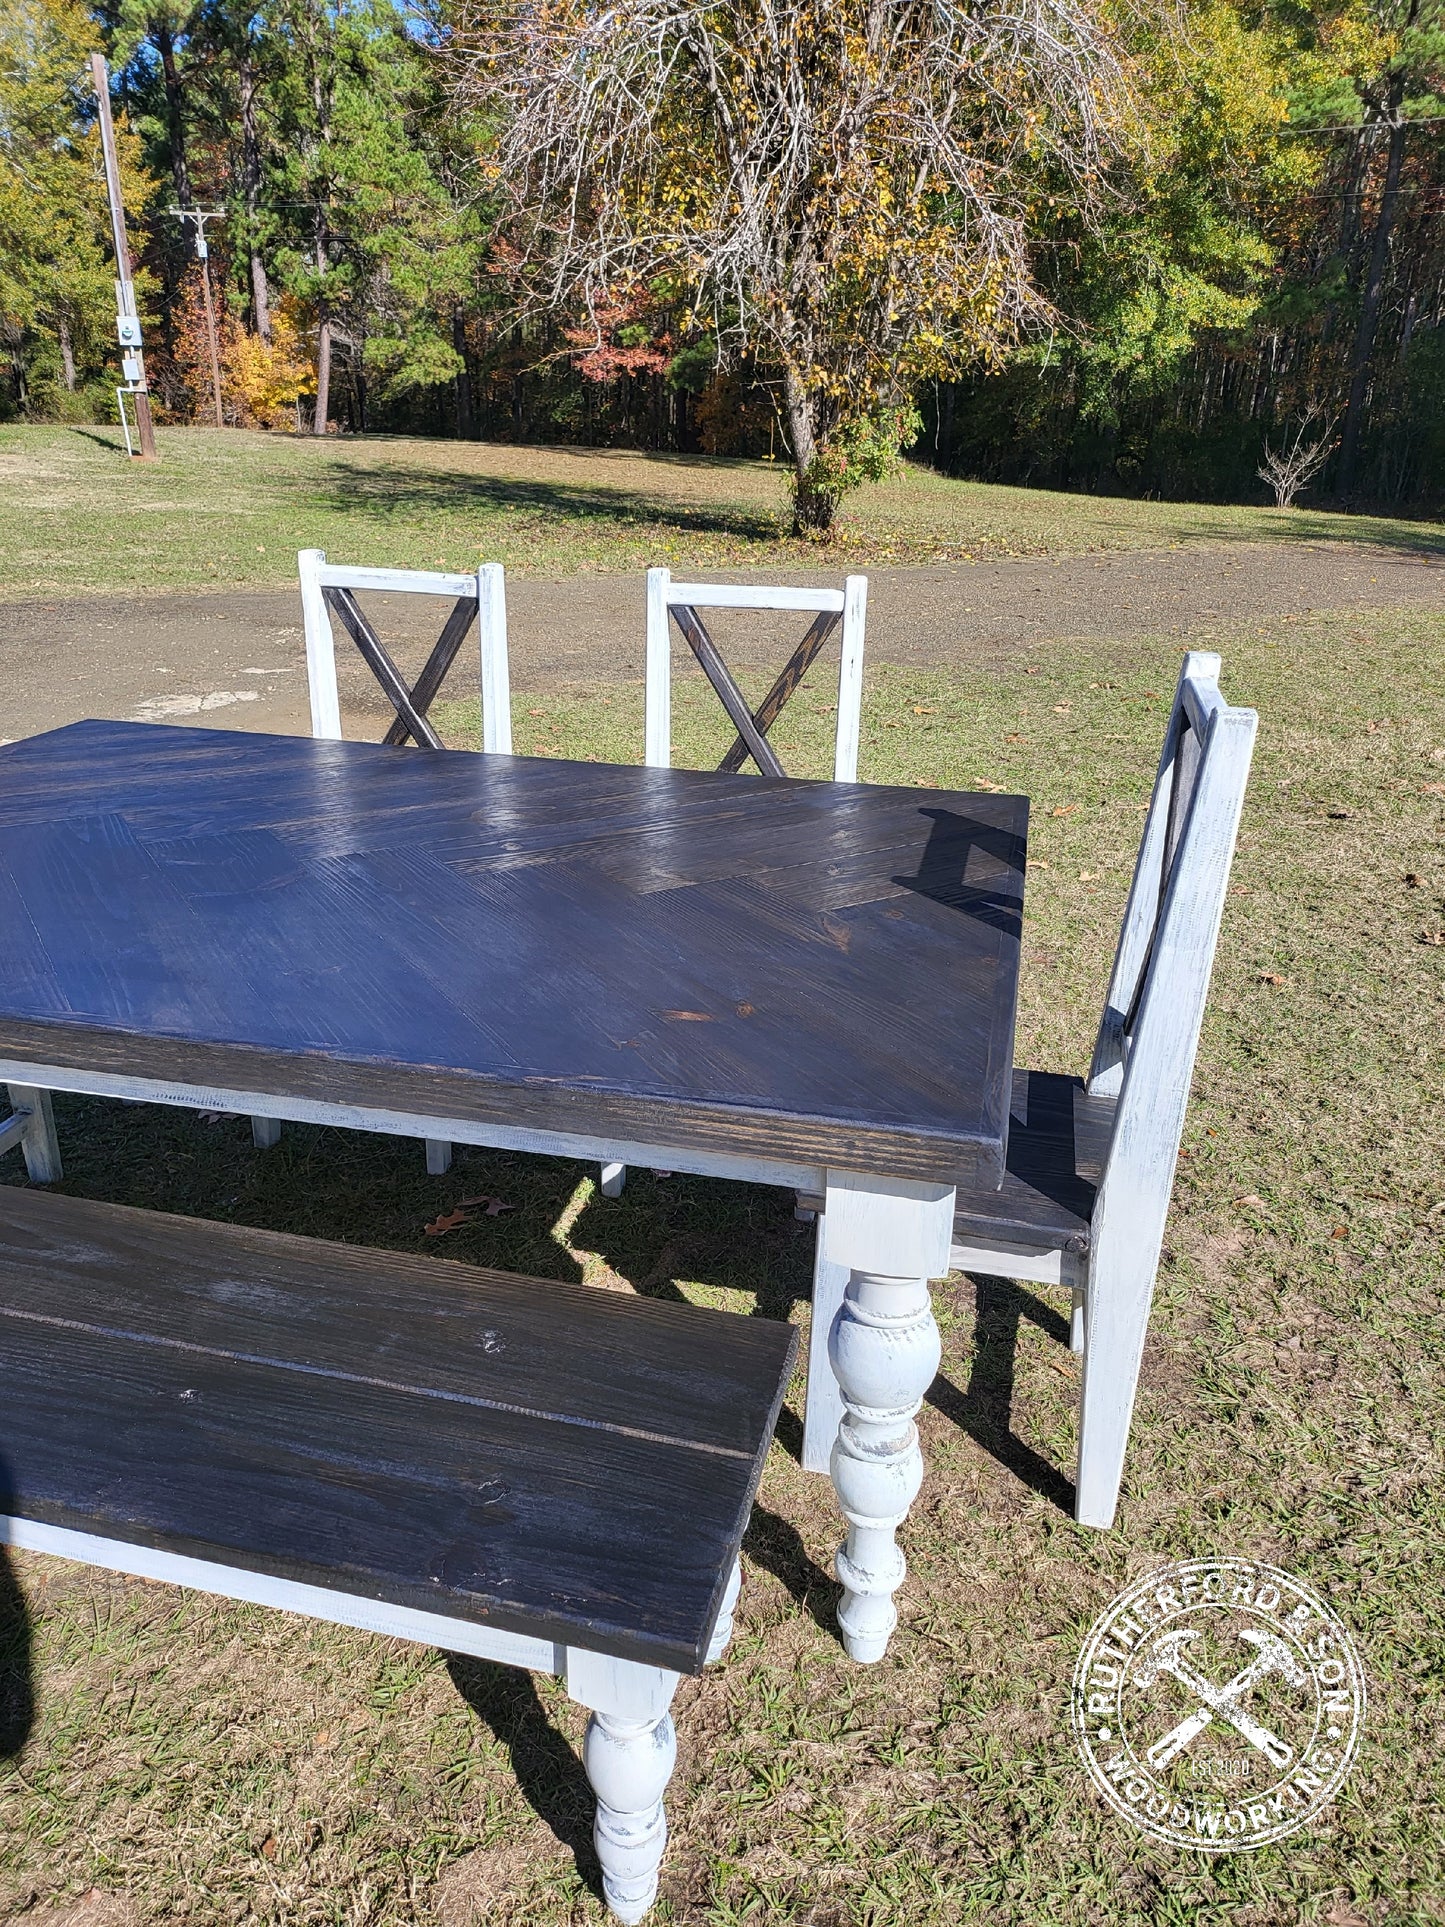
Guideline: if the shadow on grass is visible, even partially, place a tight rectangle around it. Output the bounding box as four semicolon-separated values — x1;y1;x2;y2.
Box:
927;1277;1076;1515
314;458;782;544
445;1657;603;1900
744;1502;840;1639
0;1531;34;1758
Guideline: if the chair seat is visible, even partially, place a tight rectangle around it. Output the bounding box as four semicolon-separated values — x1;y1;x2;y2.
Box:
950;1068;1114;1254
0;1189;795;1674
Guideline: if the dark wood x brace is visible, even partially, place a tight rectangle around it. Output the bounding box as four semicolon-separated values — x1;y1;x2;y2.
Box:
670;604;843;778
323;587;478;750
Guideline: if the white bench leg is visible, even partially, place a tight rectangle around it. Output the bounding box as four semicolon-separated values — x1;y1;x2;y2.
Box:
426;1138;453;1175
4;1085;62;1182
251;1116;282;1150
1070;1282;1086;1354
820;1173;954;1664
801;1237;848;1474
600;1161;626;1198
705;1557;742;1664
567;1650;679;1924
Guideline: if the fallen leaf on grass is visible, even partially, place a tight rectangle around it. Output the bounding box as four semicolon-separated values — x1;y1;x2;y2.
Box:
911;704;937;715
1026;858;1050;870
425;1196;515;1237
1257;971;1288;986
1234;1193;1267;1209
1332;1225;1349;1239
1422;782;1445;797
1079;870;1098;881
259;1838;278;1860
1005;731;1027;743
1419;929;1445;946
975;778;1004;792
1050;803;1079;818
1052;702;1072;714
1025;665;1041;675
1324;1903;1371;1927
1404;873;1421;887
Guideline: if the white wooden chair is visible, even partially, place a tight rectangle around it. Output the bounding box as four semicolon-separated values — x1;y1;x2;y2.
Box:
800;651;1258;1529
262;549;514;1173
597;567;869;1201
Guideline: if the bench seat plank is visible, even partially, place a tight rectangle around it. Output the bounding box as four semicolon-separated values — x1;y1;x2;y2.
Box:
0;1190;796;1673
949;1069;1114;1254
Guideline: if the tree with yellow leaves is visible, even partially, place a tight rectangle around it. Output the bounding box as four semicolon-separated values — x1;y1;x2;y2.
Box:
451;0;1133;533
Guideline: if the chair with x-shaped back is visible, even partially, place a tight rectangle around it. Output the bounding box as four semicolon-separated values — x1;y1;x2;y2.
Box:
642;567;869;782
594;568;869;1202
252;549;514;1173
798;650;1258;1528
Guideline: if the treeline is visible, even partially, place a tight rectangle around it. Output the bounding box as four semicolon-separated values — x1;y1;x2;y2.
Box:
1;0;1441;508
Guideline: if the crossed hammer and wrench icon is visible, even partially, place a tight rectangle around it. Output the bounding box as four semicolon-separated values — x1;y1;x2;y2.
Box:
1132;1627;1309;1771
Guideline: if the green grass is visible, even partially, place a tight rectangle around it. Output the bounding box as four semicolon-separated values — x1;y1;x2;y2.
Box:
0;424;1441;598
2;608;1444;1924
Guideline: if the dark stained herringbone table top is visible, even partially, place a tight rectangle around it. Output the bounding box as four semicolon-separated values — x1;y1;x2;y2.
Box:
0;720;1028;1184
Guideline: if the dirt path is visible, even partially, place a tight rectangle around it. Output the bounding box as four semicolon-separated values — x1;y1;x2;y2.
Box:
2;540;1441;742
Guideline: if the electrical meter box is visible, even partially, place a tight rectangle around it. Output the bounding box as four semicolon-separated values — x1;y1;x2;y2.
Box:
116;314;142;348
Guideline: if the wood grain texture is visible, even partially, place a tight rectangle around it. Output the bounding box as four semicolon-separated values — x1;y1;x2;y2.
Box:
0;721;1027;1185
0;1188;796;1672
948;1069;1112;1253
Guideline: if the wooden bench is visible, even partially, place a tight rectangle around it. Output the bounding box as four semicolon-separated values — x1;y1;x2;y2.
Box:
0;1188;796;1922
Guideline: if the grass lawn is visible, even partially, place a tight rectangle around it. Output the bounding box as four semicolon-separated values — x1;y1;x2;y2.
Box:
0;424;1441;599
2;608;1443;1924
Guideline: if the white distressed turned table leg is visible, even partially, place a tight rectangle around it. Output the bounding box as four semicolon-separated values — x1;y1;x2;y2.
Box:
821;1171;955;1664
599;1161;626;1198
5;1085;62;1182
566;1650;679;1924
705;1556;742;1664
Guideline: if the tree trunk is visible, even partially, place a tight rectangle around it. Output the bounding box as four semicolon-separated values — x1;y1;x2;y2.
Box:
156;25;192;209
58;317;76;391
783;362;834;534
453;309;474;438
1337;116;1407;502
238;45;272;342
314;314;332;435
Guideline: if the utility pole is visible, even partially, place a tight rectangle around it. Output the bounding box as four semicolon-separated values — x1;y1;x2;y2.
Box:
170;207;226;427
90;53;157;460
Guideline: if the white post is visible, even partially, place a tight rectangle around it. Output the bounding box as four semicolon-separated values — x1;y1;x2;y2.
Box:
566;1650;679;1924
298;548;342;740
644;568;671;768
833;575;868;782
821;1171;955;1663
4;1085;62;1182
478;563;512;753
250;1116;281;1151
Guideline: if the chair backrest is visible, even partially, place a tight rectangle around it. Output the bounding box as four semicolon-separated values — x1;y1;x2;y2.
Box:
298;549;512;753
1085;649;1257;1242
644;568;868;782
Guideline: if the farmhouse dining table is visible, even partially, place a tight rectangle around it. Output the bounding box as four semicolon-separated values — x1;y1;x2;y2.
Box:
0;718;1028;1662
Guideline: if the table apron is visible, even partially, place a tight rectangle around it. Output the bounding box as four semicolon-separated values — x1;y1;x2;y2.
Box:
0;1057;826;1195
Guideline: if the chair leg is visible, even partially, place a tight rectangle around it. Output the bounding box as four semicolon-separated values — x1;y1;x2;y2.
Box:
251;1116;282;1150
802;1235;849;1474
5;1085;62;1182
600;1161;626;1198
425;1138;453;1176
1074;1245;1153;1531
1070;1283;1086;1355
